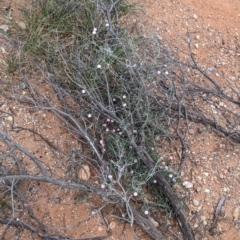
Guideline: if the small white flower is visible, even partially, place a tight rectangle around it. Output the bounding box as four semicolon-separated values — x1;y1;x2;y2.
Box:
123;95;126;99
93;28;97;32
97;64;102;69
134;159;138;163
112;98;116;102
92;31;97;35
101;184;105;189
169;174;173;178
100;140;104;145
105;23;109;27
122;213;125;218
106;128;109;132
119;132;123;135
108;175;113;179
144;210;149;215
82;89;86;93
133;192;138;196
112;129;116;133
122;103;127;107
91;211;96;215
165;71;169;75
157;70;161;74
133;130;137;133
88;114;92;118
130;170;134;174
151;147;154;150
153;179;157;184
107;118;111;122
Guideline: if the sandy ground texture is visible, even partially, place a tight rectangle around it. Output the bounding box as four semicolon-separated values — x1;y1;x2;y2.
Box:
0;0;240;240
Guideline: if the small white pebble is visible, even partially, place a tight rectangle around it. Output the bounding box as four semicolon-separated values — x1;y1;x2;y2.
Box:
193;199;200;206
183;181;193;189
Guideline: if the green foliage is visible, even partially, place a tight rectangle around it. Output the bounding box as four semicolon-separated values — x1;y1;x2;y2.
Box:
0;198;10;209
7;0;179;217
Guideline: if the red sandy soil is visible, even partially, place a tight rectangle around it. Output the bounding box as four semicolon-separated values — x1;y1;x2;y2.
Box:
0;0;239;239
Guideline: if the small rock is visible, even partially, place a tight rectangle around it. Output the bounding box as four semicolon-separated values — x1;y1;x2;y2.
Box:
219;102;224;107
0;25;9;32
193;14;198;19
6;116;13;121
109;222;116;230
196;35;200;40
149;217;159;227
78;164;91;181
219;174;224;179
196;187;201;192
98;226;103;231
1;47;7;54
223;187;228;192
19;82;26;89
233;207;239;221
16;21;26;29
193;199;200;206
195;43;199;49
203;172;209;177
189;129;195;134
204;189;210;193
183;181;193;189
